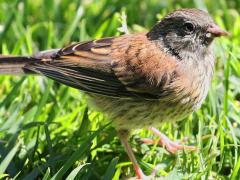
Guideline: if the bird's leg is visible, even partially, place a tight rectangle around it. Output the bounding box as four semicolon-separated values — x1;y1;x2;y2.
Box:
142;127;196;154
118;130;146;179
118;128;195;179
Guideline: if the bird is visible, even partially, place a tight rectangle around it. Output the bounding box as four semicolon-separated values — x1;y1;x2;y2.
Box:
0;8;229;179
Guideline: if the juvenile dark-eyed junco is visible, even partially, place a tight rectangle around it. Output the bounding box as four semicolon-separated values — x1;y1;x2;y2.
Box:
0;8;229;179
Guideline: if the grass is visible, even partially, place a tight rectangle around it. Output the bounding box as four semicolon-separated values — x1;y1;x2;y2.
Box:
0;0;240;179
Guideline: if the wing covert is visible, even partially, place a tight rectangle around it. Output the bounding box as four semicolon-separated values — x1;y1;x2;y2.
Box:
26;34;177;99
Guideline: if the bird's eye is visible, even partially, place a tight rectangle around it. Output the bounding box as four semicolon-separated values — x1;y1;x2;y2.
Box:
183;22;195;33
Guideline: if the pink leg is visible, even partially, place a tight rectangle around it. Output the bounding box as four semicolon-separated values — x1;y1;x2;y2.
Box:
118;130;146;179
118;128;193;179
142;127;196;154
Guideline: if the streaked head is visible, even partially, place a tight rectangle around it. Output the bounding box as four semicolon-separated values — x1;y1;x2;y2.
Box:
147;8;229;57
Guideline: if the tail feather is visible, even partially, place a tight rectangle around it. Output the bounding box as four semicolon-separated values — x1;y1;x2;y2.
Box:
0;48;60;75
0;55;39;74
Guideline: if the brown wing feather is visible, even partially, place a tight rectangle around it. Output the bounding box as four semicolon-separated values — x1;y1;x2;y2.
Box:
111;33;177;96
25;34;177;99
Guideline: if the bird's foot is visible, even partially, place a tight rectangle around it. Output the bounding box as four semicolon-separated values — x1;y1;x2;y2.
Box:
132;164;162;180
141;127;196;154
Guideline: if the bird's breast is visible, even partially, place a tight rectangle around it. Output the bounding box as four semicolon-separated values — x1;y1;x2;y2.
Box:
87;62;213;130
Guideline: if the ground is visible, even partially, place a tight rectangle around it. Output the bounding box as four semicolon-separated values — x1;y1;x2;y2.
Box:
0;0;240;179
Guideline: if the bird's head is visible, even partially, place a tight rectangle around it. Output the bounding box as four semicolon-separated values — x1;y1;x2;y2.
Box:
147;8;229;59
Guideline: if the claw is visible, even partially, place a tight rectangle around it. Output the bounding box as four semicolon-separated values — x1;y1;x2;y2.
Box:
118;128;196;180
141;127;197;154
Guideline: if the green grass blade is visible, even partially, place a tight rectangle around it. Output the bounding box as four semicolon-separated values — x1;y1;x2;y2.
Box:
42;168;51;180
102;157;119;180
66;163;90;180
0;140;21;174
50;123;109;180
0;77;25;107
58;6;84;46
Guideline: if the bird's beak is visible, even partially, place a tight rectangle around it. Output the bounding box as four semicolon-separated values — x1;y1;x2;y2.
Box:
207;24;230;37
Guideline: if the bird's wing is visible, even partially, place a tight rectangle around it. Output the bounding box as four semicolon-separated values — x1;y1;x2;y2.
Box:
26;33;177;99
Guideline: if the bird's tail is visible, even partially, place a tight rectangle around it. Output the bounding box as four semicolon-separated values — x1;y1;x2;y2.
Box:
0;49;60;75
0;55;38;74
